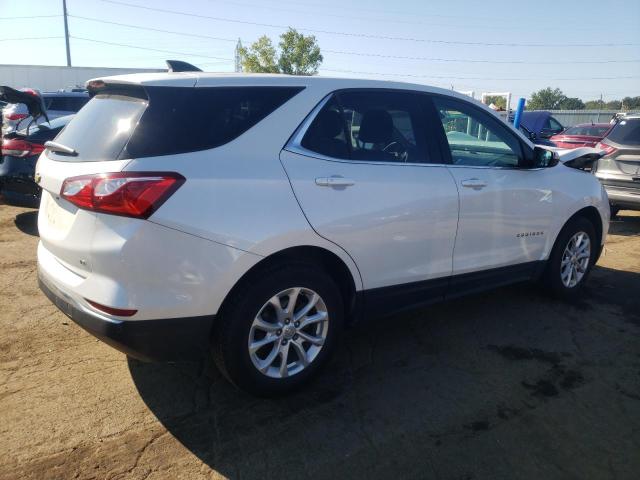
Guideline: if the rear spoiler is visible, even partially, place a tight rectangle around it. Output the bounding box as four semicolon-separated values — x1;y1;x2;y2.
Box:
0;85;49;123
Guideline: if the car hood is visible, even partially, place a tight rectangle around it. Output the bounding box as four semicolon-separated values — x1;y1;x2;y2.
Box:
0;86;48;122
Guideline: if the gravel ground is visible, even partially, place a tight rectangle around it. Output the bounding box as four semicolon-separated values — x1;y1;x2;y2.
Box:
0;204;639;480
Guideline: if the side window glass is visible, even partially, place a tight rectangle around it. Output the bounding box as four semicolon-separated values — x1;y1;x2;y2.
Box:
340;91;424;163
434;98;520;167
300;97;349;159
549;117;563;131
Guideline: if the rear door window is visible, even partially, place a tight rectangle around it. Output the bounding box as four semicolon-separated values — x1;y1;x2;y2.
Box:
300;90;428;163
606;118;640;145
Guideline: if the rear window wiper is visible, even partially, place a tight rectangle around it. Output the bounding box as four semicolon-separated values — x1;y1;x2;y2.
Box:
44;141;78;156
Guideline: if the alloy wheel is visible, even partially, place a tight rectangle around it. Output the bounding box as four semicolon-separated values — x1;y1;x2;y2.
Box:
248;287;329;379
560;231;591;288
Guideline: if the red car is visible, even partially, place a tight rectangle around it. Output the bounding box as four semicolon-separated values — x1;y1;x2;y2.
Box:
550;123;611;149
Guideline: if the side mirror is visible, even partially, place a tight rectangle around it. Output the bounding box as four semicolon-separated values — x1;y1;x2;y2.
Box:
532;146;559;168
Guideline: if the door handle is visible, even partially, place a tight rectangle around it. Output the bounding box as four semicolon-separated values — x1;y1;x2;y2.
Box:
315;176;355;188
460;178;487;190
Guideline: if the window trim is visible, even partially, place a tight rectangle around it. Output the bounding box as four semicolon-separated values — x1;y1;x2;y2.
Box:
285;88;435;166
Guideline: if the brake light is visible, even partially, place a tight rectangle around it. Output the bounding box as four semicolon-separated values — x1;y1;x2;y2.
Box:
595;141;617;156
5;113;28;121
60;172;185;218
1;138;45;157
85;299;137;317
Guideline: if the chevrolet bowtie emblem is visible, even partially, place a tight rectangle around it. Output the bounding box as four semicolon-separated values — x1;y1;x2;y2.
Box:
34;173;42;184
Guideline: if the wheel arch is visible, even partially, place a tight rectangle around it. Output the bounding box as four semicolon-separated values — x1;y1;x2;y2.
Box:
217;245;361;326
548;205;604;262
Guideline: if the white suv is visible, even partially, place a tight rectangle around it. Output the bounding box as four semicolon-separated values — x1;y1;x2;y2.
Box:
36;73;609;395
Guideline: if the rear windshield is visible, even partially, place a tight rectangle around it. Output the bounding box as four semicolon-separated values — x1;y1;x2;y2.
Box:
50;93;147;162
563;125;610;136
50;86;303;161
606;118;640;146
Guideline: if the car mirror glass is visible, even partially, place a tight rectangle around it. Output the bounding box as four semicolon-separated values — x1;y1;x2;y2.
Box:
533;146;558;168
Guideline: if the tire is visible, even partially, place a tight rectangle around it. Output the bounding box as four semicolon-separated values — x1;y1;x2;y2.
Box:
542;216;598;299
211;262;343;396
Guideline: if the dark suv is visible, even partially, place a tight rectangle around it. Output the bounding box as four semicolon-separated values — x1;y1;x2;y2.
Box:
594;114;640;215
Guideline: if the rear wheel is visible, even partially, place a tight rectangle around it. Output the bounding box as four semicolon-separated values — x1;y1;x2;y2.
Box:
543;217;598;298
211;263;343;396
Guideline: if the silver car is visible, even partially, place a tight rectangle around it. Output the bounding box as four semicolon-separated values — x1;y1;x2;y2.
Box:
594;114;640;215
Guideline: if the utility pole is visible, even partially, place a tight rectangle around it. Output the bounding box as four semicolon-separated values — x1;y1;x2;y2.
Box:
234;38;243;73
63;0;71;66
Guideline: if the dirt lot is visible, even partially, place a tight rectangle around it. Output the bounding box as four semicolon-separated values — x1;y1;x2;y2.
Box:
0;204;639;480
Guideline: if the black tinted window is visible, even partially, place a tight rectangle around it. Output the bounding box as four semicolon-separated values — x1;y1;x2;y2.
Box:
341;91;425;163
300;97;349;158
606;118;640;145
125;86;303;158
301;91;426;163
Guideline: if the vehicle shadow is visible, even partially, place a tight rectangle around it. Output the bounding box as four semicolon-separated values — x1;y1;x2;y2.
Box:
128;264;640;479
13;210;39;237
609;212;640;237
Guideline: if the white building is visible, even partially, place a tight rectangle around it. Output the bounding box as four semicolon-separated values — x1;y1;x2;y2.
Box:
0;64;164;92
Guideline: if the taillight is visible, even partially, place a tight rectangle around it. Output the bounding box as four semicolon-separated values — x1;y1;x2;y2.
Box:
5;113;28;121
60;172;185;219
1;138;45;157
595;141;617;156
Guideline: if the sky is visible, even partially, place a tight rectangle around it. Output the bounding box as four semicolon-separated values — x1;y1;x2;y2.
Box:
1;0;639;104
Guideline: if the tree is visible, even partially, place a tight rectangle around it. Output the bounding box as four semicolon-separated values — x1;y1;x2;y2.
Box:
558;97;585;110
238;36;279;74
621;96;640;110
584;100;605;109
239;28;323;75
527;87;567;110
483;95;506;109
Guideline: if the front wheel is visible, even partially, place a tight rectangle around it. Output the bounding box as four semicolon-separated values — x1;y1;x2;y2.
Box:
211;263;343;396
542;217;598;298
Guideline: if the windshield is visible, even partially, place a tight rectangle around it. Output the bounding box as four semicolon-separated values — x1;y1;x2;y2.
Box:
563;125;610;136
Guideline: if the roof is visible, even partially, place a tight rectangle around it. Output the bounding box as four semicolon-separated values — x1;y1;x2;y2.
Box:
89;71;474;103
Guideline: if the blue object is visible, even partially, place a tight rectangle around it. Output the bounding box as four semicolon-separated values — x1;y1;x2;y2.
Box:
513;97;526;129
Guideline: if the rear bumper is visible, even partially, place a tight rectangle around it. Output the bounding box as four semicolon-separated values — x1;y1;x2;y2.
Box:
38;268;214;362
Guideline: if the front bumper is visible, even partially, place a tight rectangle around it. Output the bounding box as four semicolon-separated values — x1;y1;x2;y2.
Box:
38;268;214;362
